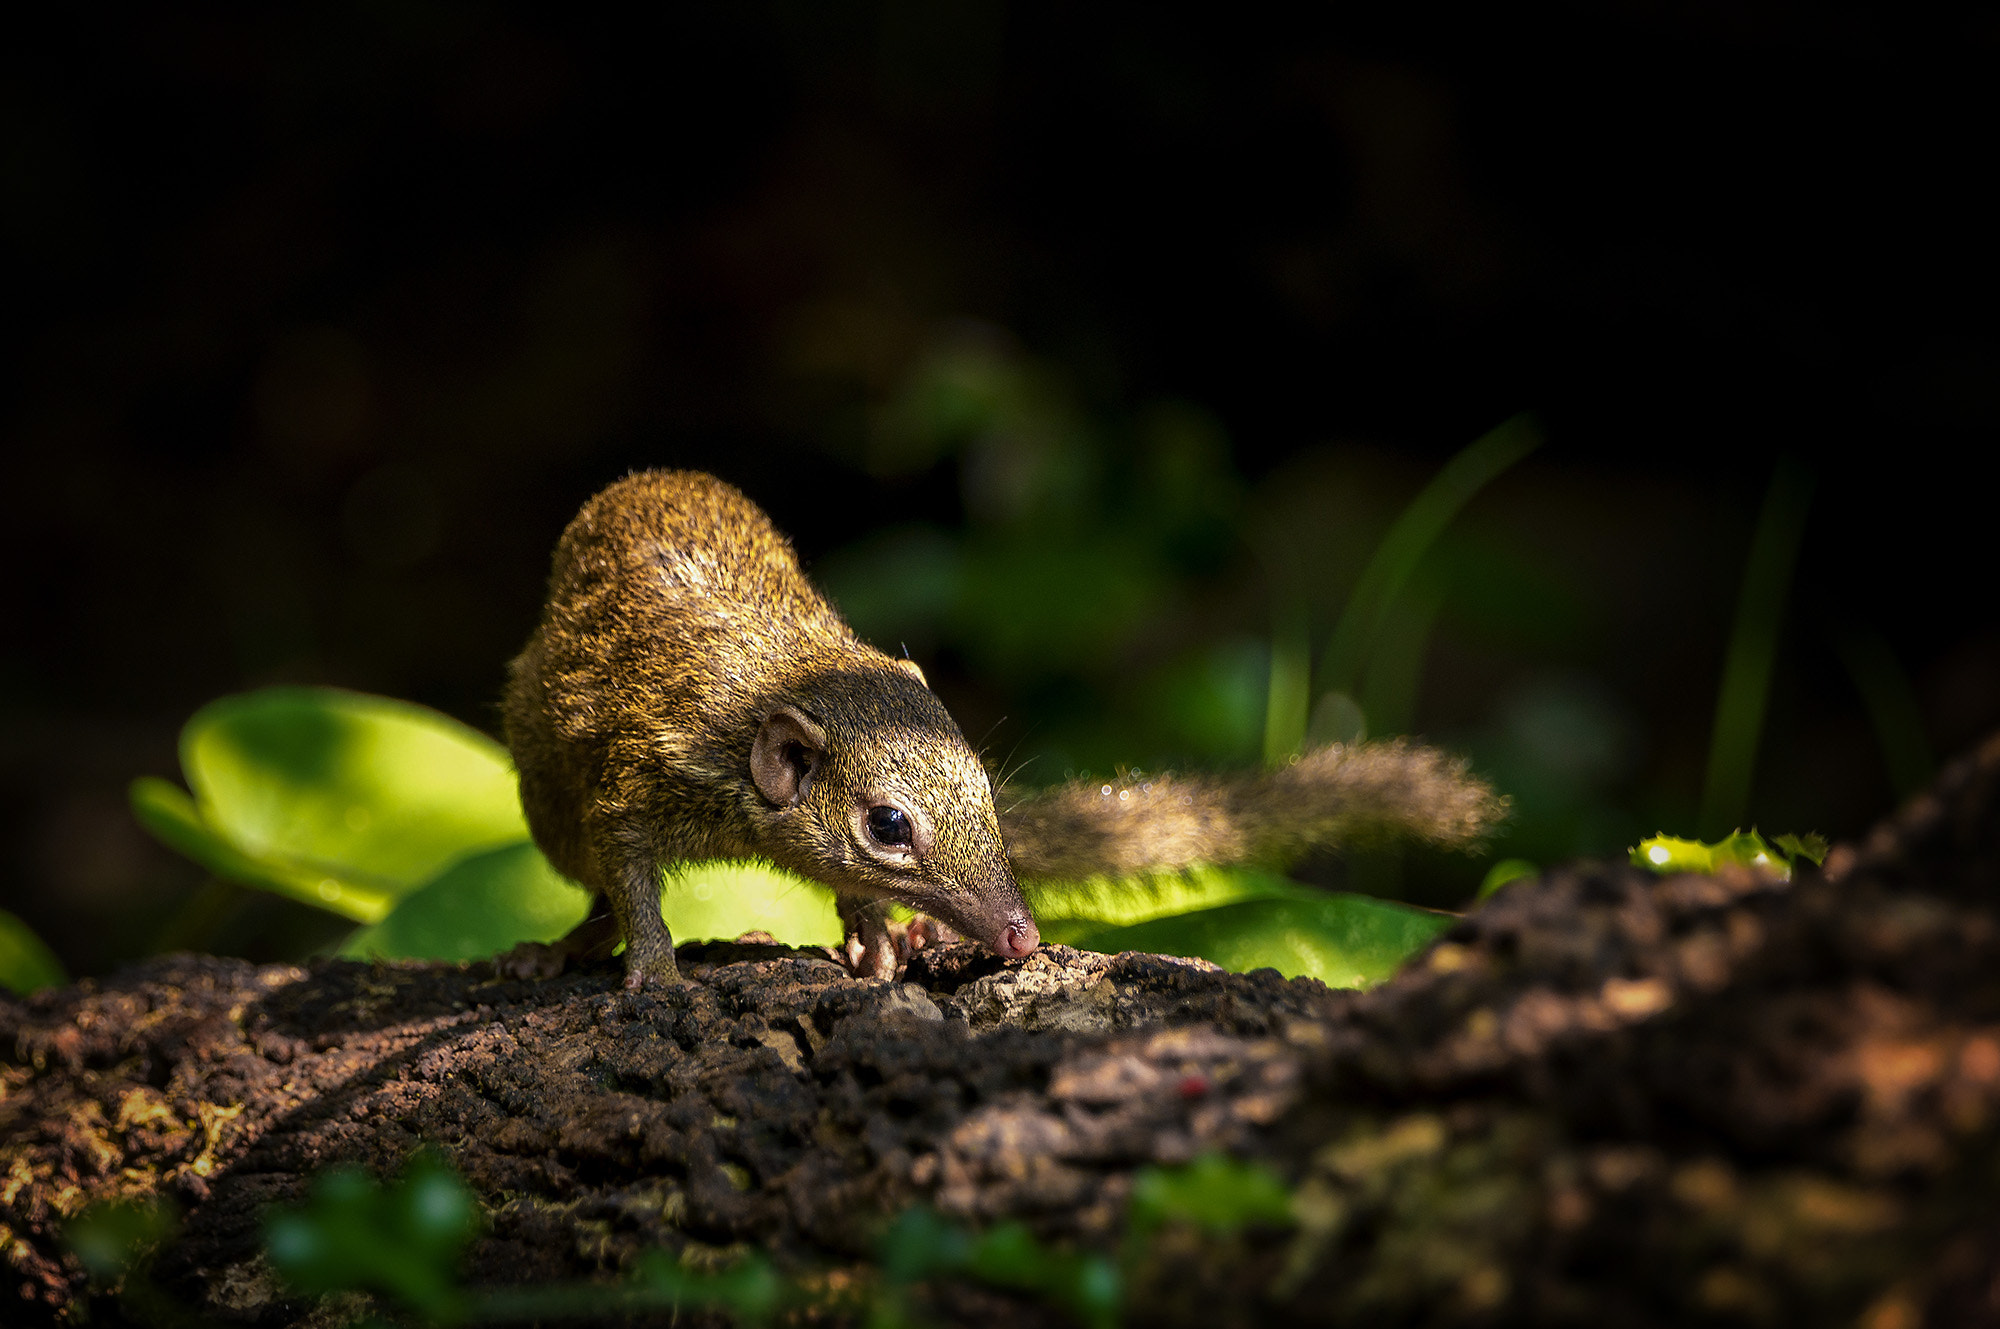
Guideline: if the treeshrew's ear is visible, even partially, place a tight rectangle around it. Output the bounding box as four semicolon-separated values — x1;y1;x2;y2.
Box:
894;656;927;687
750;706;827;807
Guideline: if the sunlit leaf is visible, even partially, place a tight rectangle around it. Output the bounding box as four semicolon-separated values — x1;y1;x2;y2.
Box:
183;687;526;897
1631;834;1713;874
1059;893;1453;988
131;776;393;922
0;907;68;995
133;687;530;922
342;842;589;961
1631;827;1826;880
1029;864;1311;937
661;859;842;946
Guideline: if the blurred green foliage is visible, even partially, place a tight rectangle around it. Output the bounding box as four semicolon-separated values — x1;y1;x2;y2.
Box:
249;1152;1292;1326
0;906;68;994
64;1196;180;1285
1700;460;1815;839
266;1153;482;1321
1128;1152;1295;1240
874;1207;1119;1329
68;1149;1297;1326
1473;858;1538;902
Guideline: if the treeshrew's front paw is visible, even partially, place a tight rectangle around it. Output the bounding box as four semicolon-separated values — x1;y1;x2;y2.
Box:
620;957;682;990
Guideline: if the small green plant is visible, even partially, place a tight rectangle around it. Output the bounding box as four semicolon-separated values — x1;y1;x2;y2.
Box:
265;1153;483;1321
63;1152;1286;1326
61;1195;183;1326
1630;829;1828;880
872;1207;1119;1329
1128;1151;1294;1241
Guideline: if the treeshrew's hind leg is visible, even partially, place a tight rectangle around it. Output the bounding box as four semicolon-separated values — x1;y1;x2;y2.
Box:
493;909;621;981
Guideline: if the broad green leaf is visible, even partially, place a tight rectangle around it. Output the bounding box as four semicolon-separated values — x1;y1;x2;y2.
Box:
1028;864;1312;934
660;860;841;947
1061;893;1453;988
343;842;589;961
178;688;526;914
0;907;68;995
131;777;393;922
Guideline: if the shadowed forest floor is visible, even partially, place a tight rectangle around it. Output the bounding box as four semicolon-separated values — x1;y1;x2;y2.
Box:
6;733;1999;1327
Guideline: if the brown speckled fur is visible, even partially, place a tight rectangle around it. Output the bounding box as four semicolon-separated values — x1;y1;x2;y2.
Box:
1003;739;1506;881
504;470;1029;986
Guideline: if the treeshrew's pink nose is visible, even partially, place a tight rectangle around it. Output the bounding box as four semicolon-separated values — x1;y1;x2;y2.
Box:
994;917;1039;960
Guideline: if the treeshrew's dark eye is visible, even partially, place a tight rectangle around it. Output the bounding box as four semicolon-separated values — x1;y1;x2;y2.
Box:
866;805;913;848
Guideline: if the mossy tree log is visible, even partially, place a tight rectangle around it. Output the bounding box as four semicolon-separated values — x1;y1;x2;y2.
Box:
6;734;1999;1327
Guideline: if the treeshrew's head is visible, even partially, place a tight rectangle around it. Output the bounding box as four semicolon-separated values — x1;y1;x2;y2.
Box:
745;661;1038;960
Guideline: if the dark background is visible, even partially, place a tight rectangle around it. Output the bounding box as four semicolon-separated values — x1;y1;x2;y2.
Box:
5;3;1995;977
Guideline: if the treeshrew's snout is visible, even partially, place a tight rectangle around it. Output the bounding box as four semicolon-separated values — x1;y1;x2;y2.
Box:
993;915;1039;960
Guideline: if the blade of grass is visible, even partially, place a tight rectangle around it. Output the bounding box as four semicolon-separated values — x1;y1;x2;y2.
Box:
1262;599;1311;767
1834;622;1934;800
1699;459;1814;838
1357;570;1444;738
1318;415;1542;699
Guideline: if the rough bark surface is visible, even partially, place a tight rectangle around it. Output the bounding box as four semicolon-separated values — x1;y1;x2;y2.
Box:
6;733;2000;1327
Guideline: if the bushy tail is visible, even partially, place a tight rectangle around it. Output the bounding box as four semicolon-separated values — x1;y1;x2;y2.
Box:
1000;740;1507;880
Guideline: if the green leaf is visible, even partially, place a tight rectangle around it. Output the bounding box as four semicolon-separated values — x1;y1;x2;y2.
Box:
1028;864;1311;934
1631;834;1713;874
1772;831;1829;867
1319;414;1543;696
1475;858;1538;902
131;777;393;922
133;688;529;923
659;859;842;947
184;687;526;894
875;1208;1119;1329
0;908;67;995
342;842;590;961
346;852;841;964
1631;827;1827;879
1060;893;1454;988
